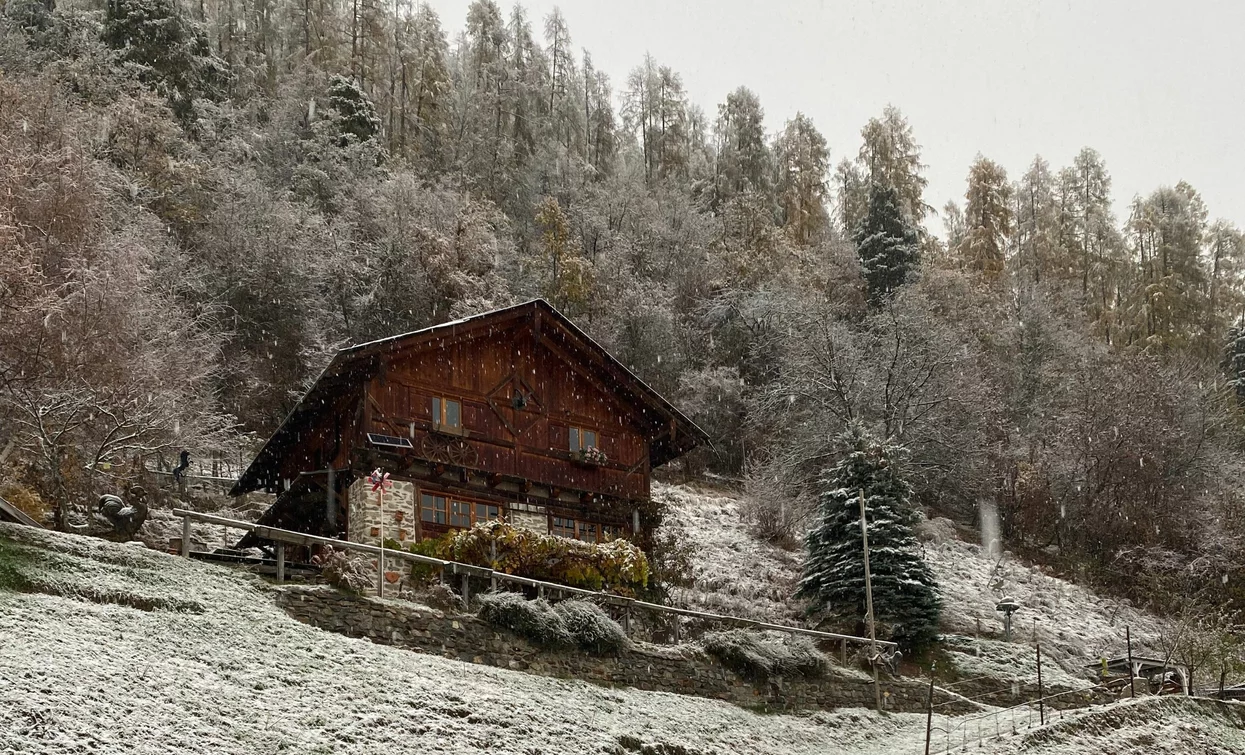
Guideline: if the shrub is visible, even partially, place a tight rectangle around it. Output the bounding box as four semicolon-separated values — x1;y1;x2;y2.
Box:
702;629;830;682
477;591;572;649
312;548;373;592
437;521;650;595
553;599;629;655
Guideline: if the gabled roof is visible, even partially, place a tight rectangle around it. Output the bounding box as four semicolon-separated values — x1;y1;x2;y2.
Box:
0;495;42;528
231;299;708;495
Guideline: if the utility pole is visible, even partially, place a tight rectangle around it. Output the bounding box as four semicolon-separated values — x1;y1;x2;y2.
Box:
859;488;881;711
923;665;936;755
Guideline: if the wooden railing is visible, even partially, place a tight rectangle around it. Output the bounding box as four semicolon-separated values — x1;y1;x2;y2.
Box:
172;508;896;650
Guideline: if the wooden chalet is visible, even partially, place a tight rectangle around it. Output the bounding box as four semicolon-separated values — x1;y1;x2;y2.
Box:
231;299;706;553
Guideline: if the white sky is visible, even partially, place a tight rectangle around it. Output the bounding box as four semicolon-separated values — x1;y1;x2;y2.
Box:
427;0;1245;231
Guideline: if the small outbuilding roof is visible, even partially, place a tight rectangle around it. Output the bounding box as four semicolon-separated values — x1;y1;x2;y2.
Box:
0;495;42;528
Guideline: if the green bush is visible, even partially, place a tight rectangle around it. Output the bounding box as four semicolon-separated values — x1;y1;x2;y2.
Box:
553;599;628;655
477;591;572;648
702;629;830;682
437;521;650;595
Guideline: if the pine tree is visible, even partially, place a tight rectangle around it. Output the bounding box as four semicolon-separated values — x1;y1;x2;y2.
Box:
798;430;941;652
855;182;919;307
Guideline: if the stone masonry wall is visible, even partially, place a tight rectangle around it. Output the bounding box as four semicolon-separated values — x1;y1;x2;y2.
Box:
275;585;981;715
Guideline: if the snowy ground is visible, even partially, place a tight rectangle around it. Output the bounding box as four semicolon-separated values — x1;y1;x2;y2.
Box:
922;530;1168;683
0;522;959;755
2;490;1236;754
654;483;804;623
993;696;1245;755
655;484;1169;689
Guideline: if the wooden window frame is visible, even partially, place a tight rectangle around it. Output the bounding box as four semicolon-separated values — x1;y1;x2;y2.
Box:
551;515;577;539
549;515;613;543
568;426;599;453
431;396;466;436
418;490;501;535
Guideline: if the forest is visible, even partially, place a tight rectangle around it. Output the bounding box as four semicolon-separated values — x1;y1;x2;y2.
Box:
4;0;1245;615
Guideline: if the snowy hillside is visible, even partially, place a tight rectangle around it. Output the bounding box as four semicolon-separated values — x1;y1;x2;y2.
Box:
1;500;1239;755
0;522;956;755
654;483;804;622
655;483;1167;686
995;696;1245;755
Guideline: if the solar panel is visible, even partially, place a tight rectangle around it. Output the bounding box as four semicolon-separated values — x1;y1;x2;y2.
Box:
366;433;413;449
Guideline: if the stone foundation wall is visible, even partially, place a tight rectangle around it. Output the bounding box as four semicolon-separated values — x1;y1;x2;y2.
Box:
275;585;980;715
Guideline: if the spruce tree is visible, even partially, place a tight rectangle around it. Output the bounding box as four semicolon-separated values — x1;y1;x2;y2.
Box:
1222;323;1245;405
855;182;919;307
798;429;941;652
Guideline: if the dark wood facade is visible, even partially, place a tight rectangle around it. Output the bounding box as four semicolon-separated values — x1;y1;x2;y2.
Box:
232;300;706;549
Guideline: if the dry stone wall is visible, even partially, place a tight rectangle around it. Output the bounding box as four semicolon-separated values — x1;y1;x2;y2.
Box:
275;585;980;715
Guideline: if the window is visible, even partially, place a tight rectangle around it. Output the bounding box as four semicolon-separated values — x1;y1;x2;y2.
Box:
420;492;501;530
432;397;461;429
576;521;598;543
551;516;577;539
420;494;447;525
569;427;598;452
601;524;624;541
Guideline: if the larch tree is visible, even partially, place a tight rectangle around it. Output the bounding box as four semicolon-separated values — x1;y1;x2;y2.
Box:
774;112;830;245
1207;221;1245;339
857;105;930;226
712;86;772;208
1125;182;1209;353
798;427;942;652
1014;156;1059;284
581;50;615;175
399;3;451;170
856;182;919;307
834;158;869;237
960;155;1013;282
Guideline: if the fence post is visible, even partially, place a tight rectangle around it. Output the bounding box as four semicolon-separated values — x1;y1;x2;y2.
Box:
181;516;191;557
1126;625;1135;698
461;573;470;606
623;607;631;635
1036;642;1045;725
841;638;847;666
276;542;286;583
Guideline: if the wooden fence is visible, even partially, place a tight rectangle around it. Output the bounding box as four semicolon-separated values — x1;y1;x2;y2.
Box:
171;508;896;651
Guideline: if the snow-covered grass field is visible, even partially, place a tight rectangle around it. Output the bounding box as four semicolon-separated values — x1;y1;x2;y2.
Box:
2;485;1241;755
0;521;954;755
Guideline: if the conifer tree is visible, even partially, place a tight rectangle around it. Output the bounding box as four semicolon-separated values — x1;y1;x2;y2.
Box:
960;155;1013;282
855;182;919;307
1222;324;1245;406
798;429;941;651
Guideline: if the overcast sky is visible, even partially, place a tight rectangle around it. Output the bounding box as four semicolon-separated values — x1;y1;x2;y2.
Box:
426;0;1245;231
